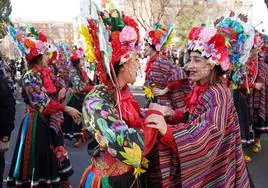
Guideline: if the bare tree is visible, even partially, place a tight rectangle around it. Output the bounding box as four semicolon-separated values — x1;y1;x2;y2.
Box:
125;0;245;47
126;0;173;30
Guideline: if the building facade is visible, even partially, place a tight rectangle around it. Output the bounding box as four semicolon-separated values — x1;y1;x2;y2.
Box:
13;19;74;46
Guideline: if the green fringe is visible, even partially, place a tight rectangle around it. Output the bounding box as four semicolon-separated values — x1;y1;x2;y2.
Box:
29;111;38;175
101;177;109;188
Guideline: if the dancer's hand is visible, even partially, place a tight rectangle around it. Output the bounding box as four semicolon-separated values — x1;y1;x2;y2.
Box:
145;114;167;135
149;103;174;117
152;87;169;96
58;88;66;101
65;106;82;124
163;107;175;118
255;83;264;90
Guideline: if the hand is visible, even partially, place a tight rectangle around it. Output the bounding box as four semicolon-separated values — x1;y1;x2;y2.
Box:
149;103;174;117
140;108;148;116
152;87;169;96
0;140;10;152
255;83;264;90
58;88;66;101
145;114;167;135
163;107;175;118
65;106;82;124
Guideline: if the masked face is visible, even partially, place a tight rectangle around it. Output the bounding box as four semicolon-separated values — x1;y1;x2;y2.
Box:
188;51;212;83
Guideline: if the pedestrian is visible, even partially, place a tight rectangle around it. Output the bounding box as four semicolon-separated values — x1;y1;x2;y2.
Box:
0;58;16;188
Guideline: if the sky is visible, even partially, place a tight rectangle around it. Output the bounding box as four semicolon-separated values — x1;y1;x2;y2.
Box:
251;0;268;34
10;0;268;33
10;0;80;21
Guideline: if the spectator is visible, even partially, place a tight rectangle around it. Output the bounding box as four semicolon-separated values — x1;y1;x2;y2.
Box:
0;60;16;188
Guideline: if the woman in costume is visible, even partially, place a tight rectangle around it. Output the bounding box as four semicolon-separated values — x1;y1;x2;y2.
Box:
63;47;94;148
214;13;257;162
6;26;81;187
80;8;160;188
146;26;250;187
143;24;190;187
249;32;268;153
143;24;189;109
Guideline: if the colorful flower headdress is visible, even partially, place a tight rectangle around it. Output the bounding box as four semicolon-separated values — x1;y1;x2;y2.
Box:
215;12;255;88
254;31;268;54
70;46;85;63
7;25;49;63
79;3;140;85
187;26;230;71
144;23;175;52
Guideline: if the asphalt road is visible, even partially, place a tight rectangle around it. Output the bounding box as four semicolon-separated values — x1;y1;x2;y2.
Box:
2;86;268;187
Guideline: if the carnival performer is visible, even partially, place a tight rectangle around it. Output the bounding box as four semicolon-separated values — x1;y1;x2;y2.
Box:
79;7;160;188
62;47;94;148
6;26;81;187
248;32;268;153
214;13;257;163
146;26;250;187
142;24;191;187
143;23;189;109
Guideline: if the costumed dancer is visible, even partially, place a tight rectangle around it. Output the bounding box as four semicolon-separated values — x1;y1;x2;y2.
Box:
215;13;256;162
249;31;268;153
63;47;94;148
79;7;159;188
143;23;189;109
146;26;250;187
143;24;190;187
6;26;81;187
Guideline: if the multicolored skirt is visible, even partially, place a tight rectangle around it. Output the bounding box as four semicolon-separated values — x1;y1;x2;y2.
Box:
7;108;73;187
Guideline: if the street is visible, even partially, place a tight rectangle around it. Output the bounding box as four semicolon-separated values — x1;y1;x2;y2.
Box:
2;86;267;188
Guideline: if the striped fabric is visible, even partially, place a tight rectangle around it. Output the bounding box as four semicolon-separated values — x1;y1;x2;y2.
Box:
169;83;249;188
144;55;190;187
144;55;190;109
249;62;268;133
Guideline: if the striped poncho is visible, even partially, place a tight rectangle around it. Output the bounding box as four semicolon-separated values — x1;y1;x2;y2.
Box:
144;54;190;109
144;54;190;187
161;83;249;187
249;62;268;133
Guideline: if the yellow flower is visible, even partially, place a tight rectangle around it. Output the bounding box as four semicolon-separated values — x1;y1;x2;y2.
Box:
119;143;142;166
231;83;238;90
144;86;154;101
133;165;146;178
141;158;149;169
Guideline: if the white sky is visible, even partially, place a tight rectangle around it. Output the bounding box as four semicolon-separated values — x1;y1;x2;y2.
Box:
10;0;80;21
10;0;268;33
251;0;268;34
